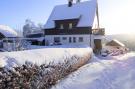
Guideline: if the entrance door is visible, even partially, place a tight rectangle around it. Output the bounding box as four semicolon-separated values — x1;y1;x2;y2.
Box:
94;39;102;53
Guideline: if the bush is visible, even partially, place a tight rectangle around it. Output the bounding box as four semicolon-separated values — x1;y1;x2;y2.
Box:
0;52;91;89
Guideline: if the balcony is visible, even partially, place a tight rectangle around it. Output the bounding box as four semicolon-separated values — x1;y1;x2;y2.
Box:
92;28;105;35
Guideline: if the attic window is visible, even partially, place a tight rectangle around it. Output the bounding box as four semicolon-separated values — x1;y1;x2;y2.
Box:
60;24;64;29
69;23;73;29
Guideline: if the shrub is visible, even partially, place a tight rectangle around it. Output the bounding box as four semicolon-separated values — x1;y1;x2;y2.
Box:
0;52;91;89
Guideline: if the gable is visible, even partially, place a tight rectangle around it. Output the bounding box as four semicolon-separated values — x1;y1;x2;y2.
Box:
106;40;125;47
44;0;97;29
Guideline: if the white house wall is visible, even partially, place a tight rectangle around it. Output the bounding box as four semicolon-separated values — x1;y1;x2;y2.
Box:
45;35;95;48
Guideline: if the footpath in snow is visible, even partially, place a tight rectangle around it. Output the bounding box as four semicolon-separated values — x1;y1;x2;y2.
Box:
52;52;135;89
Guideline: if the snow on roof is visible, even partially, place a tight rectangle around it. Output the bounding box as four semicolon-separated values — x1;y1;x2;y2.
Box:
44;0;97;29
106;39;125;47
0;25;18;37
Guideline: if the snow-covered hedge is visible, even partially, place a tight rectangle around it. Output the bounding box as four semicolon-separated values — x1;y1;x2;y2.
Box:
0;46;92;89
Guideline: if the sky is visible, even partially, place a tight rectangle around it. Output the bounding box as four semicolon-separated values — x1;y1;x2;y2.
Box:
0;0;135;35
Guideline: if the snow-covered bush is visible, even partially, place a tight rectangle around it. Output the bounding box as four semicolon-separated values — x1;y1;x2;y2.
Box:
3;39;31;51
0;51;91;89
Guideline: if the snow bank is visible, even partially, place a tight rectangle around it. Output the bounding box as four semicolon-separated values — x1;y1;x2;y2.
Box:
0;45;92;68
52;53;135;89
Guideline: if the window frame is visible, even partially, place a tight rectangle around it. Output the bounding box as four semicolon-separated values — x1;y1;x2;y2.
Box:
79;37;83;42
60;24;64;29
69;37;72;43
69;23;73;29
73;37;76;43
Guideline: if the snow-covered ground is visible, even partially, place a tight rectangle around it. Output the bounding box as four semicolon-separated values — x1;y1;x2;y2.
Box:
1;44;135;89
52;52;135;89
0;45;92;68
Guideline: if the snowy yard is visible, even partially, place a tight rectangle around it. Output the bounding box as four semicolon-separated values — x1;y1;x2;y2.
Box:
52;52;135;89
0;45;92;89
0;45;135;89
0;45;92;68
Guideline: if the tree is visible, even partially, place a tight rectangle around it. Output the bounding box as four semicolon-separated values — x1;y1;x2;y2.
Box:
23;19;36;37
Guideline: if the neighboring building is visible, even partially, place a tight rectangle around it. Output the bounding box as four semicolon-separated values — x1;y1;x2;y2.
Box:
106;39;125;47
0;25;18;50
104;39;128;55
23;20;44;45
43;0;105;51
0;25;18;39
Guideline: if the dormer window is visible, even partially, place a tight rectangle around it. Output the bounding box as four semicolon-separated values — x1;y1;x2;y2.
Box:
60;24;64;29
69;23;73;29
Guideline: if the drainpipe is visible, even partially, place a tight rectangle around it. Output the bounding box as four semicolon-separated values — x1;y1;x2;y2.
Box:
44;29;46;46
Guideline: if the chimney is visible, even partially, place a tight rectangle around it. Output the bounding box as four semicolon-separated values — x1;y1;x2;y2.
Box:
68;0;73;7
76;0;81;3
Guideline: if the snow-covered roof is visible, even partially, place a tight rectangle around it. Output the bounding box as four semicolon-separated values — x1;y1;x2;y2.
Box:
106;39;125;47
0;25;18;37
45;0;97;29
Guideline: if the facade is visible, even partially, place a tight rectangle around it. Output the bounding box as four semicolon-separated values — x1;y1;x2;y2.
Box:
43;0;105;51
24;32;44;45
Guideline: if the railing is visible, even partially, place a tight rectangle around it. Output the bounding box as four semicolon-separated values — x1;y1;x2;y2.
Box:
92;28;105;35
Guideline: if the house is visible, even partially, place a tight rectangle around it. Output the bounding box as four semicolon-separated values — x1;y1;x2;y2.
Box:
24;32;45;46
23;20;45;45
43;0;105;52
0;25;19;51
103;39;128;55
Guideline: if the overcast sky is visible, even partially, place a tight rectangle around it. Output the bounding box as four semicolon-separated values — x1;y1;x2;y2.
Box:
0;0;135;34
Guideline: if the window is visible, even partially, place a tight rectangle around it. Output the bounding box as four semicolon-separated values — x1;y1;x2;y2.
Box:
69;23;73;29
54;37;60;43
69;37;72;43
60;24;64;29
62;37;67;40
79;37;83;42
73;37;76;43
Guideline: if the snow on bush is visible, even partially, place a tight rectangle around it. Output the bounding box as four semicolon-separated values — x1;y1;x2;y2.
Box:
0;46;92;89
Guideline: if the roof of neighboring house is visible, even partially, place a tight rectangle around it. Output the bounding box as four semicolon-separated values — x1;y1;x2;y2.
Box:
44;0;97;29
106;39;125;47
0;25;18;37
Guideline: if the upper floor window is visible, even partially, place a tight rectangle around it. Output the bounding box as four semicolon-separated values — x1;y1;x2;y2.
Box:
60;24;64;29
69;23;73;29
